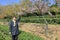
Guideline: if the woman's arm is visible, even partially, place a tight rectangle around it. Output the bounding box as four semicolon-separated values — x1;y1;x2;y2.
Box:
16;15;21;22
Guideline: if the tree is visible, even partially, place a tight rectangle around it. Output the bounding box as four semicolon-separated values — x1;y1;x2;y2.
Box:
50;5;60;14
19;0;33;13
19;0;49;36
55;0;60;6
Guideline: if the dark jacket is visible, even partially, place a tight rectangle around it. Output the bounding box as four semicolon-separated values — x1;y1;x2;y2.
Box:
9;16;20;35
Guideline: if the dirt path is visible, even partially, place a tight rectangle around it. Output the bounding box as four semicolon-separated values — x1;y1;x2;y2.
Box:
19;23;60;40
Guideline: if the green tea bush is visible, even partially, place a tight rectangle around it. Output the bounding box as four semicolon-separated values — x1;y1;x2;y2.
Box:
0;16;60;24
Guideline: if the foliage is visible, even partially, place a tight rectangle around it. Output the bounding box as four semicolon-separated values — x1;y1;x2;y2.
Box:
0;0;60;18
0;15;60;24
50;5;60;13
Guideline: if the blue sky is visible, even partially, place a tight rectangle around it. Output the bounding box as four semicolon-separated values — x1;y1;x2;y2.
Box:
0;0;20;5
0;0;55;6
49;0;55;6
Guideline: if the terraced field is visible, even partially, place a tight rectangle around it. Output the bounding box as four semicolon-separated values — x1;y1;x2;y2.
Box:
0;24;44;40
0;22;60;40
20;23;60;40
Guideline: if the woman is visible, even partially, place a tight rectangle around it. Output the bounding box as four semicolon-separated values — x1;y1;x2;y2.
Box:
9;15;20;40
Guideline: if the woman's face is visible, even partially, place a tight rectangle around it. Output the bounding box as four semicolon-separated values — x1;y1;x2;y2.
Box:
13;17;16;21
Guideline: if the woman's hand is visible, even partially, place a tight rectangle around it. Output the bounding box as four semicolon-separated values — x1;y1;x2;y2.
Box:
9;32;11;34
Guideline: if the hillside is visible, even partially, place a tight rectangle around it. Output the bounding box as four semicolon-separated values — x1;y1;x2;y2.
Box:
0;22;60;40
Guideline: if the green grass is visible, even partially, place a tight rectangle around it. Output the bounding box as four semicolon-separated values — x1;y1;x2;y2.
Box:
0;24;44;40
19;31;44;40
